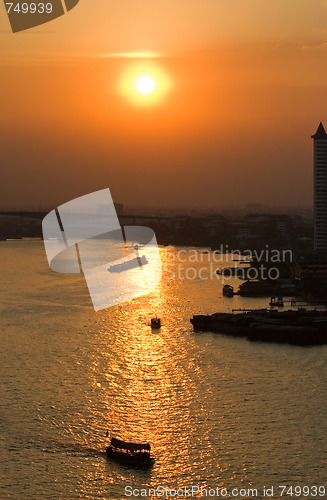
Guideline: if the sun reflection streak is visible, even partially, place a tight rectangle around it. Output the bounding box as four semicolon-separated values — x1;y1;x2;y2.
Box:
86;248;230;483
91;307;198;473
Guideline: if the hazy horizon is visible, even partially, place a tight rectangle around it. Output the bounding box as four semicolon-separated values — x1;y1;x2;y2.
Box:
0;201;314;216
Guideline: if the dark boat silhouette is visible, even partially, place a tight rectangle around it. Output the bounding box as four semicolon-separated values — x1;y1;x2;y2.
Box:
223;284;234;297
151;317;161;329
106;437;154;466
269;296;284;307
108;255;148;273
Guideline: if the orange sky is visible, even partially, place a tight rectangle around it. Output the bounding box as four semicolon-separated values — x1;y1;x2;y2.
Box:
1;1;327;210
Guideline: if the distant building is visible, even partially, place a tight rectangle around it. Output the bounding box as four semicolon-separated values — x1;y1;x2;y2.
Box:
311;122;327;250
242;213;298;241
293;251;327;282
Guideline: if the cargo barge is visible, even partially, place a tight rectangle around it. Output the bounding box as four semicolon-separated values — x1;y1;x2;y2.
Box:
190;309;327;345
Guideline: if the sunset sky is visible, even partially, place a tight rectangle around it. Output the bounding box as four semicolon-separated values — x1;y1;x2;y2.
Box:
2;0;327;210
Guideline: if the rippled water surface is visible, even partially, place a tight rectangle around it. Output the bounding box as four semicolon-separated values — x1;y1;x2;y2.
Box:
0;241;326;499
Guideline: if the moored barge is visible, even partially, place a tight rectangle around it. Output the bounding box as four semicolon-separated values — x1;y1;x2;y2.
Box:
190;309;327;345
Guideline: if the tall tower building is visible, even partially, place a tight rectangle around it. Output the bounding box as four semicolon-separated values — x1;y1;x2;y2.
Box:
311;122;327;250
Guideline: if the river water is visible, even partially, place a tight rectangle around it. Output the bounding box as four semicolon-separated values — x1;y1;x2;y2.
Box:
0;241;326;499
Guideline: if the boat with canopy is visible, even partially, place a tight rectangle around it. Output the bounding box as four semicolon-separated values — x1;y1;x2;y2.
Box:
106;437;154;466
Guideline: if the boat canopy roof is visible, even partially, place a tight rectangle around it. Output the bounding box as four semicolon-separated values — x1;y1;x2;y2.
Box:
110;437;151;451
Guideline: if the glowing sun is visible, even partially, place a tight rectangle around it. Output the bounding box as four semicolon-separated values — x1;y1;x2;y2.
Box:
118;63;172;106
136;76;155;94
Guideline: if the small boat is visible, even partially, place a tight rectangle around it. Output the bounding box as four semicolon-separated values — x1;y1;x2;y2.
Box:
223;284;234;297
151;317;161;329
108;255;148;273
269;296;284;307
106;437;154;466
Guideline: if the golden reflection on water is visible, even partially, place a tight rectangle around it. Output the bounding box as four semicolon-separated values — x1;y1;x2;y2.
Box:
89;246;264;488
89;247;213;482
1;243;326;500
100;319;197;471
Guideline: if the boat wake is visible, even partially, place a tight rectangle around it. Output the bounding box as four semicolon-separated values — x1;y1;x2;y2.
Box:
41;440;106;458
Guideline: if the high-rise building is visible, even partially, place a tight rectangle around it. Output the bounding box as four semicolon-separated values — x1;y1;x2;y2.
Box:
311;122;327;250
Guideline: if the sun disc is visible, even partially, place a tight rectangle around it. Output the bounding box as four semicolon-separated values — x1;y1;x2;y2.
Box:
118;63;172;106
136;76;155;94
